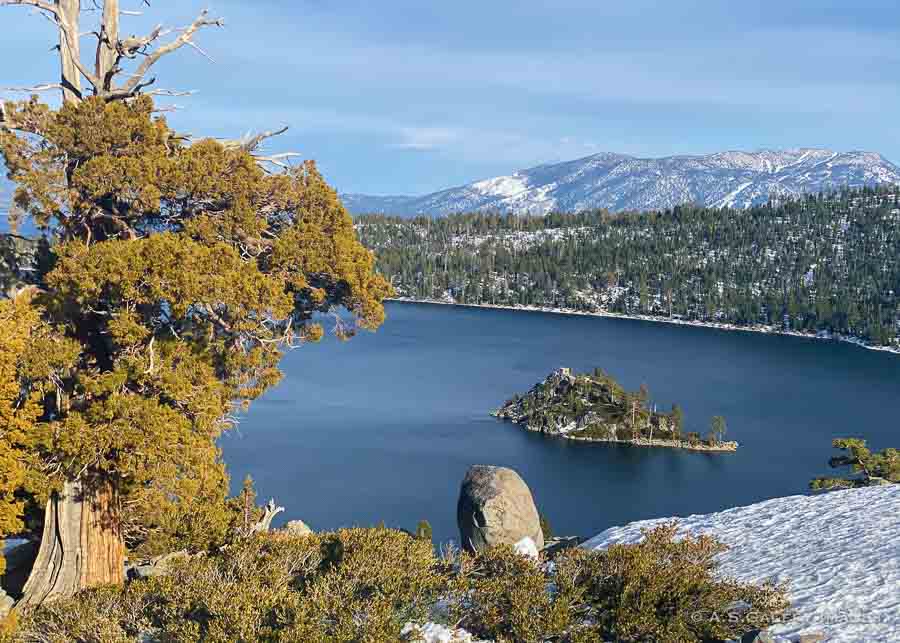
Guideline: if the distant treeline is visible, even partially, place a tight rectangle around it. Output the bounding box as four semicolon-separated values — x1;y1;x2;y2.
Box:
355;186;900;346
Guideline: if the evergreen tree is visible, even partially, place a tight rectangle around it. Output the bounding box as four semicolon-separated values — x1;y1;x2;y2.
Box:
810;439;899;489
0;3;390;605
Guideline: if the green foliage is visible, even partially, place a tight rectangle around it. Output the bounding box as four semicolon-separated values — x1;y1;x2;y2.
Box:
710;416;727;444
449;544;573;642
12;524;789;643
553;523;790;643
671;404;685;436
810;438;899;490
16;528;446;643
357;187;900;346
499;368;726;448
0;96;391;555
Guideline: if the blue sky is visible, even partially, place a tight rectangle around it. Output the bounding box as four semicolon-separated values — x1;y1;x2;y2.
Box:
2;0;900;195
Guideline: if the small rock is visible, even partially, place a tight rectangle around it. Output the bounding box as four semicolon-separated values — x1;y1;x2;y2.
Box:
457;465;544;553
284;519;313;536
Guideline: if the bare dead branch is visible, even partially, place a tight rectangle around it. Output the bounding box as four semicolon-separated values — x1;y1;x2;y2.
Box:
118;9;223;95
146;88;195;97
185;39;215;63
3;83;63;93
223;126;290;153
255;152;302;170
0;0;59;17
118;25;168;59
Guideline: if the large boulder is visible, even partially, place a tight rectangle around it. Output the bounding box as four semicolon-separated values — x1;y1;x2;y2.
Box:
457;465;544;553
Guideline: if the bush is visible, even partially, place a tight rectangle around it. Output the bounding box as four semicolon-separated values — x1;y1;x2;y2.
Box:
554;522;790;643
16;527;448;643
448;544;572;642
12;524;789;643
449;523;788;643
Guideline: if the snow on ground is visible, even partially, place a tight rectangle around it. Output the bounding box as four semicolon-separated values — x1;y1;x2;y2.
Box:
584;485;900;643
401;622;489;643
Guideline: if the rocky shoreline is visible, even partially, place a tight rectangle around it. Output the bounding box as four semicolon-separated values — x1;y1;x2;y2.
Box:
388;297;900;356
502;417;739;452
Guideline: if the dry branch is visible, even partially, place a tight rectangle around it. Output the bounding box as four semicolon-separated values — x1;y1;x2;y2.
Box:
0;0;58;16
115;9;224;97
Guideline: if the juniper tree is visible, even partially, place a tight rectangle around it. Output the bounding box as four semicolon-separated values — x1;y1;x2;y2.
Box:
810;438;899;490
0;1;390;606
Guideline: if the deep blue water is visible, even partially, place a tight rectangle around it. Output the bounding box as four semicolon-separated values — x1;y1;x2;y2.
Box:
221;302;900;545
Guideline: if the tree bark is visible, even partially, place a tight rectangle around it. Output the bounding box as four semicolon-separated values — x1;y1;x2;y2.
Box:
96;0;119;91
56;0;82;104
18;478;124;608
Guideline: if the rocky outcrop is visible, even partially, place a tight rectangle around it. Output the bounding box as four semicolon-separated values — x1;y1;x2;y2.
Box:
457;465;544;553
0;234;50;299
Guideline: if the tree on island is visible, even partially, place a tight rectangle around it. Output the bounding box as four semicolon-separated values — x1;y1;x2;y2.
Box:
0;0;390;607
810;439;899;490
709;416;727;445
670;404;684;440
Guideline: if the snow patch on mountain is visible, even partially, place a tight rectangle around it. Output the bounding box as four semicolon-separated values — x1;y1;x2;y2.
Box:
584;485;900;643
343;148;900;216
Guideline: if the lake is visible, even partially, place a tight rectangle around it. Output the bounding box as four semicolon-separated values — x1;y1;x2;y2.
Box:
220;301;900;545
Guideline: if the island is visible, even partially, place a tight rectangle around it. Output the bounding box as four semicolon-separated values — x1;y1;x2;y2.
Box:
493;368;738;452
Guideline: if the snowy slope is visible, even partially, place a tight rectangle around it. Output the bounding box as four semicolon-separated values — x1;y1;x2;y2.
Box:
584;485;900;643
343;149;900;216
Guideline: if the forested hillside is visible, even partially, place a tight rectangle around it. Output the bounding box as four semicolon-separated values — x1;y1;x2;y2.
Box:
356;186;900;346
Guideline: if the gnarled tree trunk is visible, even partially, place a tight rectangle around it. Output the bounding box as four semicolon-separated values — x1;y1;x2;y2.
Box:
18;478;124;608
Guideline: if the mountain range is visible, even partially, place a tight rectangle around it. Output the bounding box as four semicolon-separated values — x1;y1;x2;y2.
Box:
342;148;900;216
4;149;900;221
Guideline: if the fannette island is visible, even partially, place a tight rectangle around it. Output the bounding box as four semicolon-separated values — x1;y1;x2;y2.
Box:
493;367;738;452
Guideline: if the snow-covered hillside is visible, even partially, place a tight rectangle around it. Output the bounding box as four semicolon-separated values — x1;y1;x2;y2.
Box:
343;149;900;216
585;485;900;643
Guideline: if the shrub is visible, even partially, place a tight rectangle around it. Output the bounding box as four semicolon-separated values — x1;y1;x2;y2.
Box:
16;528;449;643
554;522;790;643
12;524;789;643
448;544;572;642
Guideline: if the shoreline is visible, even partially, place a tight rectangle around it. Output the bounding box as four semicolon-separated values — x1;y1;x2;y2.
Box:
387;297;900;356
552;433;738;453
493;413;739;454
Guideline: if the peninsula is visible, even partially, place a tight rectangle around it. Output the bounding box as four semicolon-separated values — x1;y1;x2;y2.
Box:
493;368;738;452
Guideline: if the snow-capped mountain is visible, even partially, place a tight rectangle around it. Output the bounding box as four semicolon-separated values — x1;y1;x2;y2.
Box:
343;148;900;216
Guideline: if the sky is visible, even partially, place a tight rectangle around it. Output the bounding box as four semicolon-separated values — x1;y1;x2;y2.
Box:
2;0;900;195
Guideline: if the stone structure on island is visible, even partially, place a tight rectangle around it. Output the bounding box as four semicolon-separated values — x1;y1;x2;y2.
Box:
456;465;544;553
